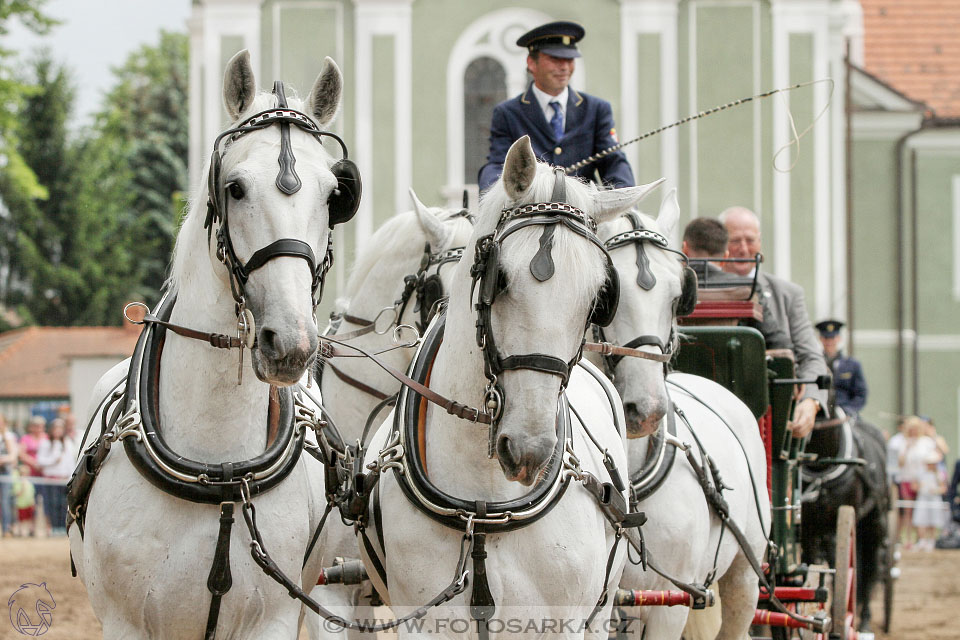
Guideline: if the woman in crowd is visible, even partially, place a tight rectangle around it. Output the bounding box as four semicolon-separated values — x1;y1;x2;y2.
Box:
897;416;938;548
0;415;18;536
36;418;77;534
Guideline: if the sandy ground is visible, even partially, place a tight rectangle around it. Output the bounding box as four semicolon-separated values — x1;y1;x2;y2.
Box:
1;537;958;639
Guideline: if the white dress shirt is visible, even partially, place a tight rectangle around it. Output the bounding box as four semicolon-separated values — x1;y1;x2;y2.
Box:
531;84;568;134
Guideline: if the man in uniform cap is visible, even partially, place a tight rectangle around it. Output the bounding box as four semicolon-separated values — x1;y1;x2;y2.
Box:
816;319;868;418
478;20;635;191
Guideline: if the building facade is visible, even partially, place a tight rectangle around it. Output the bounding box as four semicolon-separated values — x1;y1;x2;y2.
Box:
188;0;960;449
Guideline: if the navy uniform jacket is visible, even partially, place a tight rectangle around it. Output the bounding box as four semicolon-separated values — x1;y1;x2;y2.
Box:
478;83;635;191
828;351;868;415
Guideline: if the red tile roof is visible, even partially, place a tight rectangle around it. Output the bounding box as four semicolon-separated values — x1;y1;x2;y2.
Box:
0;326;140;398
862;0;960;117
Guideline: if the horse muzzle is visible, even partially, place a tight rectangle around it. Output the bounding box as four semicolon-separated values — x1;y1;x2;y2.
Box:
623;400;666;438
495;431;555;486
252;321;318;385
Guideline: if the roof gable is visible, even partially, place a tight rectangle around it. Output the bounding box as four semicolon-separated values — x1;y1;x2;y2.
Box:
0;326;139;398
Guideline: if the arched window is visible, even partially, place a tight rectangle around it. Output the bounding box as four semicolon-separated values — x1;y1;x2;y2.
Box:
463;57;507;185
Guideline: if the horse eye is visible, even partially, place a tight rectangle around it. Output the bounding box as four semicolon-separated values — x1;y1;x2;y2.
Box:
227;182;245;200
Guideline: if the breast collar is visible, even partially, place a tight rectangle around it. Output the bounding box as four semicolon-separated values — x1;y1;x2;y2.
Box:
116;294;307;503
390;313;574;533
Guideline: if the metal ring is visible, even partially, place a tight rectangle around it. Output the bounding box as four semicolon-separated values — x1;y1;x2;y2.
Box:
123;301;150;325
392;323;420;347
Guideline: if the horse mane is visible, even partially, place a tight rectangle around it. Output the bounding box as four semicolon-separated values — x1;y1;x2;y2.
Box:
168;90;333;295
333;207;473;313
477;164;608;310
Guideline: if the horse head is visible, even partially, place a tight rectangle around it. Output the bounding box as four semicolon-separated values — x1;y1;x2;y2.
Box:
470;136;663;483
178;49;349;386
597;190;694;436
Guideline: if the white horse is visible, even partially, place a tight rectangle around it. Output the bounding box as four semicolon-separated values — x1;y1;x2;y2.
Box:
305;194;473;639
593;196;771;640
360;136;663;639
68;50;345;639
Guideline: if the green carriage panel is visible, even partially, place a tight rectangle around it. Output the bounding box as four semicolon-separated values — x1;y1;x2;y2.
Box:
672;326;769;419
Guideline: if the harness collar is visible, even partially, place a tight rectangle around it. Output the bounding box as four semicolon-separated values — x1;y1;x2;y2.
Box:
391;314;575;533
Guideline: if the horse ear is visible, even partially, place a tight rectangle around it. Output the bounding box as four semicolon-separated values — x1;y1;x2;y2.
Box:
307;57;343;127
593;178;666;223
656;188;680;243
410;188;453;251
502;135;537;200
223;50;257;122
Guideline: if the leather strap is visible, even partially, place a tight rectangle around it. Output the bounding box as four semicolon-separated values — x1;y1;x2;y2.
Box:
204;501;236;640
239;238;316;283
325;360;391;401
319;333;491;424
141;314;244;349
583;340;671;364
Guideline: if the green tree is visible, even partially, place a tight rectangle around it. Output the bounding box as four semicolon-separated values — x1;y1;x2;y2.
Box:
95;31;189;301
0;0;56;317
2;30;189;327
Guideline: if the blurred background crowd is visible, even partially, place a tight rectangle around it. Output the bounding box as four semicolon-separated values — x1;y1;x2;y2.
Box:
0;410;78;537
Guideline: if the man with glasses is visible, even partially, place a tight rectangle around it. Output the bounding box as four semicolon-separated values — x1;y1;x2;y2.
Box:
720;206;829;437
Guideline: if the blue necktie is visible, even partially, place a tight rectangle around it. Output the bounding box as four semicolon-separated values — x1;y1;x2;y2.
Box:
549;100;563;140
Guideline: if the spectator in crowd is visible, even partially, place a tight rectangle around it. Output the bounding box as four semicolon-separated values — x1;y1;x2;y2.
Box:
36;417;76;534
912;451;948;551
12;464;35;537
898;416;939;548
0;415;18;537
887;417;906;485
18;416;47;478
921;416;950;462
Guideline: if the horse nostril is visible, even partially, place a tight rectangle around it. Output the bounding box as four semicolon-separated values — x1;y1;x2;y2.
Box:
623;402;640;420
258;327;281;357
496;434;521;469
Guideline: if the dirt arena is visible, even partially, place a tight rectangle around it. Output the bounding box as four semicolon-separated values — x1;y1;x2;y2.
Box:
1;537;957;639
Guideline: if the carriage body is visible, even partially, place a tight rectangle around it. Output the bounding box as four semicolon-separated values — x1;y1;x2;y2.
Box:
669;298;850;638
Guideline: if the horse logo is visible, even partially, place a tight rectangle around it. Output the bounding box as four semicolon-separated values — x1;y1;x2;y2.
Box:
7;583;56;636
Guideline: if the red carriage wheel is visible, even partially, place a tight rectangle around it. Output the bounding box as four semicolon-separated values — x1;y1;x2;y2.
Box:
831;505;856;640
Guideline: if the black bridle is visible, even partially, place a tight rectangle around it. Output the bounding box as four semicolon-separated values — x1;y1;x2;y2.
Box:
204;81;356;317
596;212;696;372
470;168;614;455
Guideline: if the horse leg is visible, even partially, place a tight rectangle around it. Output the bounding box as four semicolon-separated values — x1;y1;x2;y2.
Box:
714;551;760;640
635;606;689;640
855;510;884;632
304;584;378;640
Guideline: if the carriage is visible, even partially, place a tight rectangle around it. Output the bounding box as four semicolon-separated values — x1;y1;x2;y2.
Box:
605;272;897;640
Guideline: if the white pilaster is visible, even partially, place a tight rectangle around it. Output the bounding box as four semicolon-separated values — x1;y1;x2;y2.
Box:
204;0;261;146
619;0;679;237
353;0;412;254
770;0;832;315
188;10;204;194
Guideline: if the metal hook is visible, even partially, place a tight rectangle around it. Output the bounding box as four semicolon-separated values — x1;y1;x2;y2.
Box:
373;306;399;335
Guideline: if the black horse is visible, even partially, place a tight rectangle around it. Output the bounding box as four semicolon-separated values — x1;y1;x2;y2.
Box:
800;414;889;632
